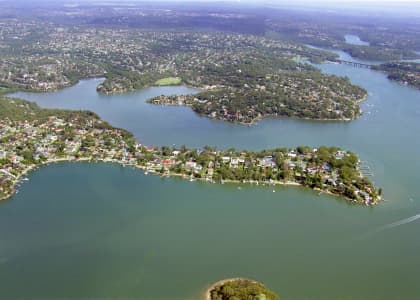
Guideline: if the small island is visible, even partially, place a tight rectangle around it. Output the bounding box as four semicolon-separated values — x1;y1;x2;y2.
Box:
0;97;381;205
205;278;279;300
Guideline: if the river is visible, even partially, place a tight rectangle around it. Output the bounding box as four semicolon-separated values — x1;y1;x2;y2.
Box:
1;51;420;299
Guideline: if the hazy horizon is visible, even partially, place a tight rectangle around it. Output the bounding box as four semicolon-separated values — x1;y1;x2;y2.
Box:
2;0;418;18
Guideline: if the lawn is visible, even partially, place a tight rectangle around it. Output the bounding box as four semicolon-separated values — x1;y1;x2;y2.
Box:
154;77;182;86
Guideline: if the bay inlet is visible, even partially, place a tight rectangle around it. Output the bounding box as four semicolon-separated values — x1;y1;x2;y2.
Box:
2;58;420;299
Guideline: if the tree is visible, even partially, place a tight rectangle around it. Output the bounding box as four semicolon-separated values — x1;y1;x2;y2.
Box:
22;150;34;164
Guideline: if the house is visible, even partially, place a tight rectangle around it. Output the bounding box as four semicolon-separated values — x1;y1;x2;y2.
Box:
65;143;79;155
306;165;319;174
335;151;346;160
0;150;6;159
221;156;231;163
327;178;337;186
194;165;203;173
358;190;370;200
260;156;276;168
46;134;58;142
162;159;175;167
230;157;240;167
185;161;197;169
146;146;156;152
11;156;23;164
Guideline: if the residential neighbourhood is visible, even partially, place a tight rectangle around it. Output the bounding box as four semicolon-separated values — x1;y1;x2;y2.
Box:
0;98;380;205
0;19;367;122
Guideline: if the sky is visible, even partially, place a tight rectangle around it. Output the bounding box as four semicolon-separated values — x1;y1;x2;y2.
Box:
3;0;420;12
5;0;419;4
79;0;420;11
100;0;420;2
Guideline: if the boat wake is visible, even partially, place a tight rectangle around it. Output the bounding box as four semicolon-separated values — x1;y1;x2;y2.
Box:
359;214;420;239
376;214;420;231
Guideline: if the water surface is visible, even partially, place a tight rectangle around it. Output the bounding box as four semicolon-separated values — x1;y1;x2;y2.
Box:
306;44;382;65
3;57;420;299
1;162;419;300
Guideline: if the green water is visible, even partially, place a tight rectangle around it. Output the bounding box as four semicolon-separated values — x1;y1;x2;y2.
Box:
2;57;420;299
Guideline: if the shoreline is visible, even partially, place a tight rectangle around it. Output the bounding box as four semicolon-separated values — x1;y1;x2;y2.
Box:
4;76;105;96
5;76;366;126
96;80;202;96
149;92;367;126
0;94;380;206
203;277;259;300
0;157;380;206
0;157;92;201
151;103;362;126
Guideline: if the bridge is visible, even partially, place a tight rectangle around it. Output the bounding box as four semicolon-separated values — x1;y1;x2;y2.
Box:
334;60;373;69
294;48;374;68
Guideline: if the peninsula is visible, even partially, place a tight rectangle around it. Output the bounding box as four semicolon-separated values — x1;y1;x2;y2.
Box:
373;62;420;90
0;97;381;205
0;20;367;123
148;71;366;124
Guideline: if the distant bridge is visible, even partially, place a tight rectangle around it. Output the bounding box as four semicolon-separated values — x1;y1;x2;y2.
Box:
294;48;375;69
333;60;373;69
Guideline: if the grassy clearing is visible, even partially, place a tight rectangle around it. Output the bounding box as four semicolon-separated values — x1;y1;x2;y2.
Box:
154;77;182;86
0;86;16;95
